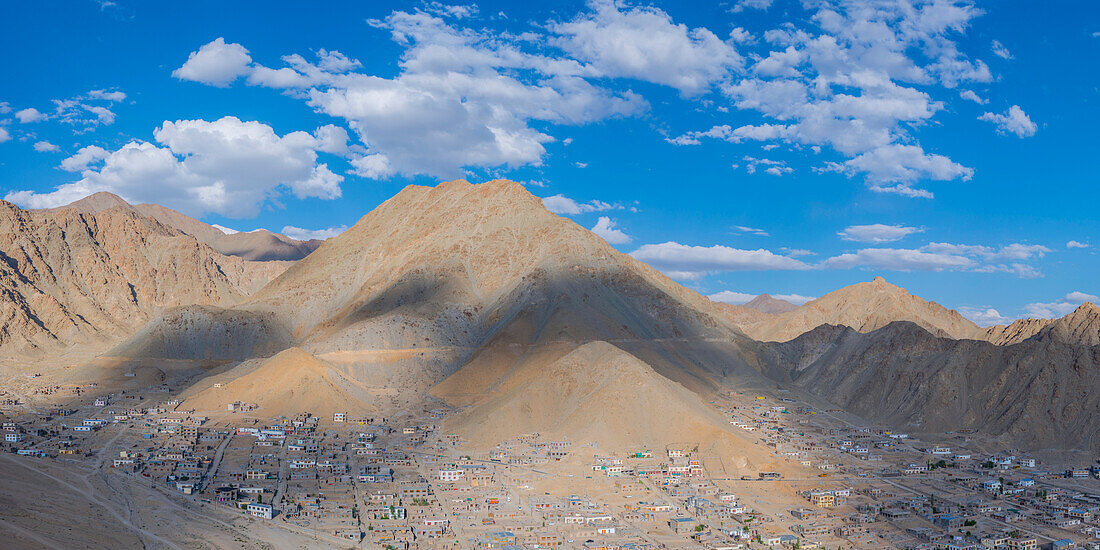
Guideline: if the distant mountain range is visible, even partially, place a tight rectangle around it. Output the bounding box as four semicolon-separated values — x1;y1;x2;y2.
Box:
2;179;1097;453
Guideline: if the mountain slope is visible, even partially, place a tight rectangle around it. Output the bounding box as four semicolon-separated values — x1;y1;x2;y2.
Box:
233;179;754;406
57;192;323;261
0;200;286;363
441;341;779;474
744;294;798;314
751;321;1100;452
735;277;982;342
182;347;374;417
983;303;1100;346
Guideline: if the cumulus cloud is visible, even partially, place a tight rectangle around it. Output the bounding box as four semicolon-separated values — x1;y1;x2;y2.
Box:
1024;291;1099;318
174;13;647;180
672;0;990;197
15;107;46;123
957;306;1010;326
708;290;757;304
87;89;127;102
629;242;810;279
822;248;975;271
1066;240;1090;249
774;293;815;306
0;128;10;143
5;116;344;218
280;225;348;240
731;0;774;13
978;105;1037;137
709;290;815;306
838;224;922;243
742;156;792;176
991;40;1013;60
550;0;743;96
33;141;60;152
60;145;111;171
959;89;986;104
172;37;254;87
823;242;1050;276
590;216;632;244
542;194;626;215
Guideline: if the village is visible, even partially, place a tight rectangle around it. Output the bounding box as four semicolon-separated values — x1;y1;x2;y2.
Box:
2;383;1099;550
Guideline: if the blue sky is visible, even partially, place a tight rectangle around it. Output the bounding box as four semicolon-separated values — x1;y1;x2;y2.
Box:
1;0;1098;324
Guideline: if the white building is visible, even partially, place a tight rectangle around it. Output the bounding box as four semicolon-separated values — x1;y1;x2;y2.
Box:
247;502;273;519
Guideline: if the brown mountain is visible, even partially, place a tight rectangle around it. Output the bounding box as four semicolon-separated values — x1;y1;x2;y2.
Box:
731;276;983;342
185;178;763;420
441;341;782;474
56;192;323;261
751;320;1100;452
743;293;798;314
983;303;1100;346
0;199;287;364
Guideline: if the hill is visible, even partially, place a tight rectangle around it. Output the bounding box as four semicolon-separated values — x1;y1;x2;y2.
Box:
57;192;323;261
440;341;780;474
751;321;1100;452
232;179;757;409
743;294;798;314
182;347;374;418
0;199;285;364
735;277;982;342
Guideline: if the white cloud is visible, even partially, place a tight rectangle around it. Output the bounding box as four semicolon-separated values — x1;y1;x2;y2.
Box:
0;128;10;143
734;225;768;236
978;105;1036;137
1066;240;1090;249
822;248;975;271
33;141;60;152
1065;291;1098;303
823;241;1050;277
542;194;625;215
87;89;127;102
708;290;756;304
178;13;647;179
742;156;792;176
280;225;348;240
674;0;990;197
172;37;254;87
1025;292;1097;318
731;0;774;13
550;0;743;96
0;102;9;114
774;293;815;306
959;89;986;104
709;289;814;306
61;145;111;171
991;40;1013;60
15;107;46;123
629;241;810;279
590;216;632;244
6;116;343;218
838;224;922;243
957;306;1010;326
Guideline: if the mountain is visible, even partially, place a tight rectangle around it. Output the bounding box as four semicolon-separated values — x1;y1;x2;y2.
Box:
0;200;286;363
229;179;758;410
743;294;798;314
181;347;375;418
983;303;1100;346
440;341;779;474
751;321;1100;452
56;192;323;261
731;277;982;342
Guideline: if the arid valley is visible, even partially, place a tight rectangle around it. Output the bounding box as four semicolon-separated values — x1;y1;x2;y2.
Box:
2;1;1098;548
0;180;1097;549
